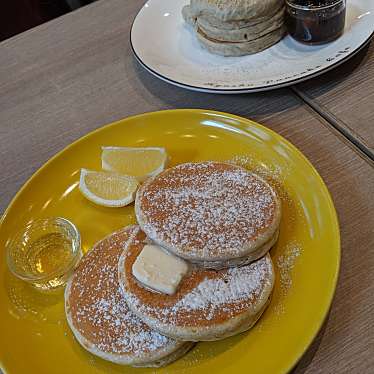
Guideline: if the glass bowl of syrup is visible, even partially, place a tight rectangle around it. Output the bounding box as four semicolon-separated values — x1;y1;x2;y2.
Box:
6;217;81;291
286;0;346;44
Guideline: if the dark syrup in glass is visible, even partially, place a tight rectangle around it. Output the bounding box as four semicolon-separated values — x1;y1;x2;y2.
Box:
286;0;346;44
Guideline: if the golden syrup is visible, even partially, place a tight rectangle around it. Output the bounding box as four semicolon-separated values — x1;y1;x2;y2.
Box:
19;232;76;290
7;217;81;292
25;233;73;274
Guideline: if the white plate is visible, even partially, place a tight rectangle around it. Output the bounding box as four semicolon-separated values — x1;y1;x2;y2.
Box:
131;0;374;94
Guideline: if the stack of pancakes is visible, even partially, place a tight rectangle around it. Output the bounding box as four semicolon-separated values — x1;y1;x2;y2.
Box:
65;161;281;367
182;0;286;56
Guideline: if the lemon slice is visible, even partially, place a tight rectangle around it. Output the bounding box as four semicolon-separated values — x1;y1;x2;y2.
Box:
101;147;167;182
79;169;138;207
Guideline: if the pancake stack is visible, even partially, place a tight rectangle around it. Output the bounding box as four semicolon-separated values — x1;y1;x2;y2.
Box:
182;0;286;56
65;161;281;366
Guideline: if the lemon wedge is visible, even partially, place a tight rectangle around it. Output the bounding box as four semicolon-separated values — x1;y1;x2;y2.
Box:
79;169;138;207
101;147;167;182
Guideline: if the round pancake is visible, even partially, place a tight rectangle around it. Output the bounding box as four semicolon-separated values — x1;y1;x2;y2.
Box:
197;7;285;42
189;0;284;22
118;228;275;341
135;162;281;268
183;4;272;30
64;226;193;367
183;1;284;30
196;24;286;56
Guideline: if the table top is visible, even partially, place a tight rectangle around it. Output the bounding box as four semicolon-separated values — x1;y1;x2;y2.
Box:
295;42;374;159
0;0;373;373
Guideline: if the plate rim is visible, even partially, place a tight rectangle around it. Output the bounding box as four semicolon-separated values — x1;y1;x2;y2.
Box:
130;0;374;94
0;109;341;374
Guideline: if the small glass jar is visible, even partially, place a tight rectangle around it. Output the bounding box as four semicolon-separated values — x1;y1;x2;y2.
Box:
6;217;81;291
285;0;346;45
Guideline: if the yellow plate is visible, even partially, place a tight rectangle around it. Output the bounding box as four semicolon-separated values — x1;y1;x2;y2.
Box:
0;110;340;374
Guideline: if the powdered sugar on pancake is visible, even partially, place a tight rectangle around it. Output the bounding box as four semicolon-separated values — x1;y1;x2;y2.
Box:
122;249;273;325
174;259;271;319
66;227;176;356
136;162;280;260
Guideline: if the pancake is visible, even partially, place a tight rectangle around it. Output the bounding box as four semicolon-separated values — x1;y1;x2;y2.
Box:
197;6;285;42
182;0;285;56
118;227;275;341
189;0;284;22
196;24;286;56
64;226;193;367
183;4;285;41
183;1;284;31
190;0;284;22
135;162;281;269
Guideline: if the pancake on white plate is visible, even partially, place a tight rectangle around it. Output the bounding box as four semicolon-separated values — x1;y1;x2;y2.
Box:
182;0;286;56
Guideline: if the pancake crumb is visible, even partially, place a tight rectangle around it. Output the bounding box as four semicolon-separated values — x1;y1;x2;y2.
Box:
276;241;301;294
274;302;285;316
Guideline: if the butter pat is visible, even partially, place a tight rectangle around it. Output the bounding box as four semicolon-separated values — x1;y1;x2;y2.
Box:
132;244;189;295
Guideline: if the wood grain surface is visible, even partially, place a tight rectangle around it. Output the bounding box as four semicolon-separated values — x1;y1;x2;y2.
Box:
0;0;374;373
295;41;374;157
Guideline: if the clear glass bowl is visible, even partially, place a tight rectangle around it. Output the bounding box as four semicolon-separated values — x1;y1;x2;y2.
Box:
6;217;81;291
286;0;346;44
